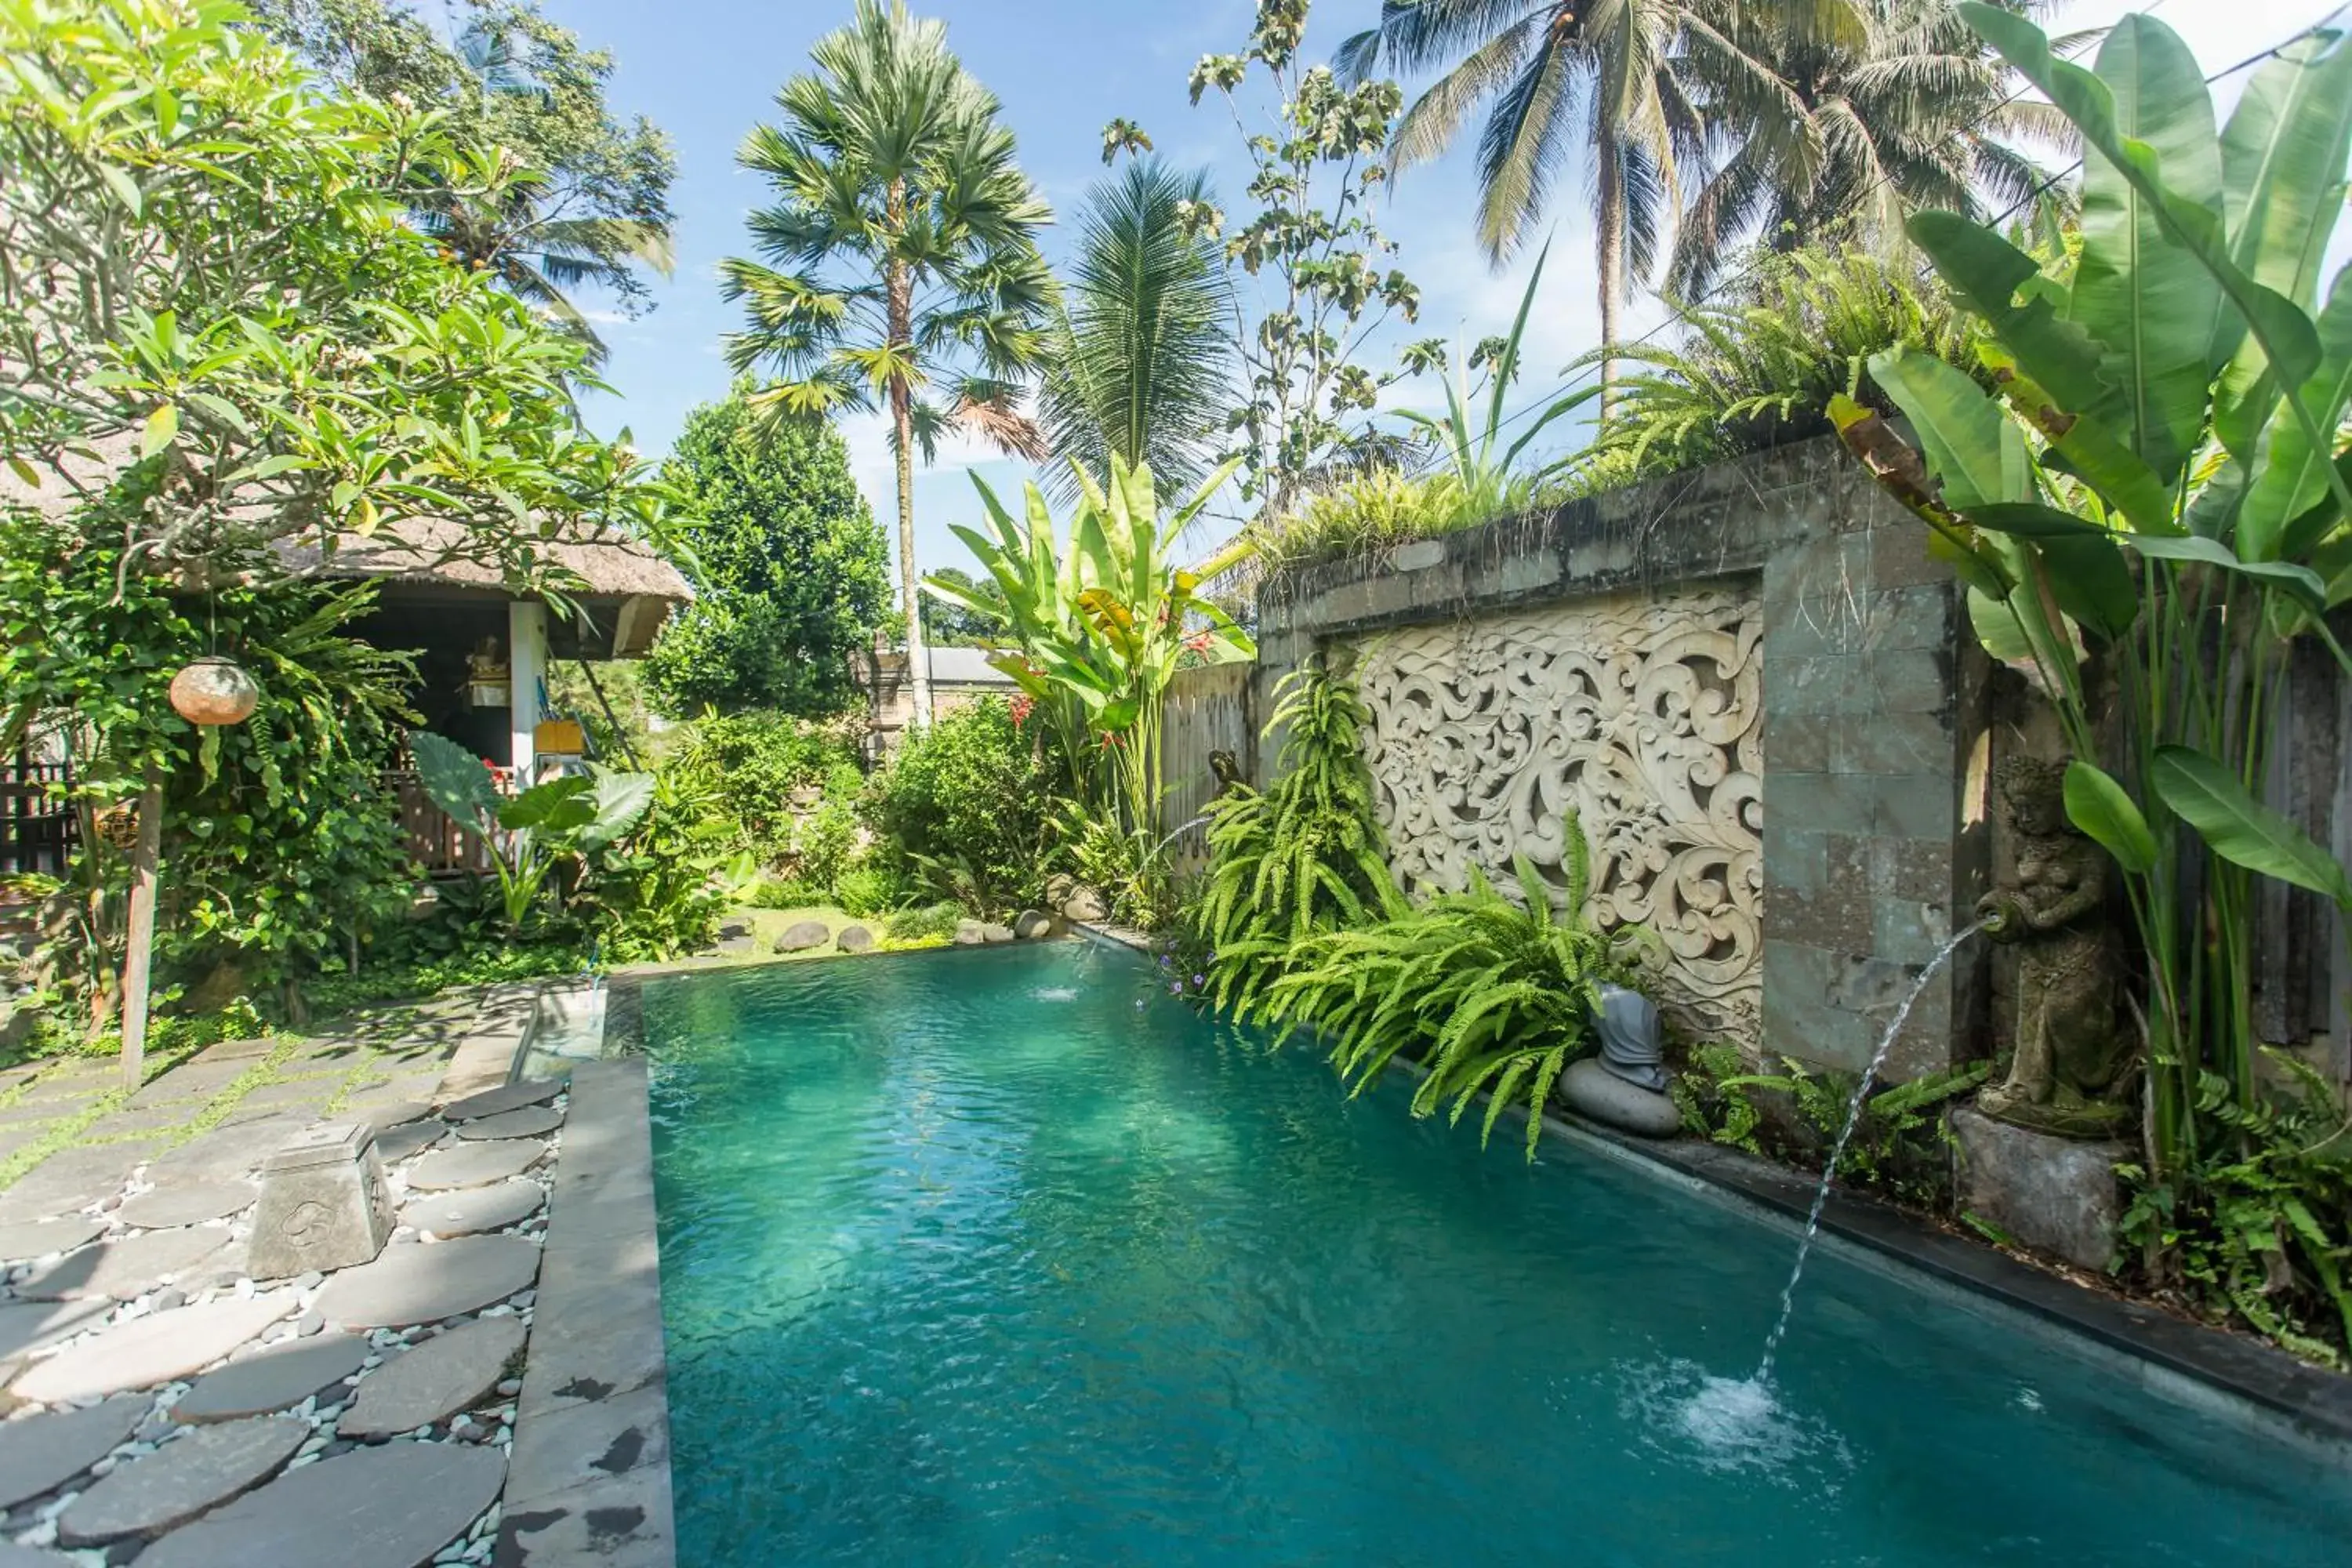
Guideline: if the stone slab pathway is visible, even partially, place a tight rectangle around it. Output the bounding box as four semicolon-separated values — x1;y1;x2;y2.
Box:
0;1397;144;1509
443;1080;561;1122
136;1441;506;1568
407;1140;546;1192
0;1218;101;1264
13;1222;234;1301
9;1294;295;1403
56;1414;307;1545
455;1105;563;1141
118;1178;258;1229
314;1236;540;1330
341;1316;526;1439
173;1333;368;1423
401;1179;545;1240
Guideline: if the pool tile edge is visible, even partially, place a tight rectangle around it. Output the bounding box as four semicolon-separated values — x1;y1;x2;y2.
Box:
497;1058;677;1567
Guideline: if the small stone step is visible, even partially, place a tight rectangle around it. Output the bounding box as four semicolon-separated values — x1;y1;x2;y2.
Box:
311;1236;541;1329
398;1178;545;1240
57;1415;307;1545
450;1105;561;1141
0;1396;144;1508
117;1180;259;1230
9;1294;295;1404
134;1441;505;1568
0;1216;103;1264
13;1224;236;1302
338;1316;525;1439
439;1079;561;1122
404;1141;546;1192
172;1333;368;1423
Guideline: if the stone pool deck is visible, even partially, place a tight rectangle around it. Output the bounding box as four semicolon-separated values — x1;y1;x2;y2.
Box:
0;989;673;1566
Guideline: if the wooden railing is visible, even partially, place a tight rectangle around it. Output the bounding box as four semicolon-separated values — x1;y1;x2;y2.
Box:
383;770;496;876
1;759;74;877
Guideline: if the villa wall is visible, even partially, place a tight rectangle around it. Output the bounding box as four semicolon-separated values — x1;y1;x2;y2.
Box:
1176;437;1998;1078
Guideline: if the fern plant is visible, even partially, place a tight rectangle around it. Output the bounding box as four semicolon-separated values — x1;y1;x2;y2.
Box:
1187;656;1402;1018
1263;840;1635;1158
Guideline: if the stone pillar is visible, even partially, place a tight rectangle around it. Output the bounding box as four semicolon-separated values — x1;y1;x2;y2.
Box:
248;1123;394;1279
508;599;546;784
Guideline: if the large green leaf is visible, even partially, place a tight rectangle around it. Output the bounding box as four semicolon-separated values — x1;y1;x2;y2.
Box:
579;768;655;851
2068;14;2222;480
1865;345;2027;508
2128;532;2328;613
407;730;499;828
1908;212;2113;419
2220;31;2352;321
2152;744;2352;909
2063;760;2157;873
496;775;594;833
2241;267;2352;558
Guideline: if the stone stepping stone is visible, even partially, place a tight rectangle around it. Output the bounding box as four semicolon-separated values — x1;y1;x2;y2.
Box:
372;1120;448;1164
313;1236;540;1329
404;1140;546;1192
440;1079;561;1122
9;1294;294;1404
0;1142;155;1224
0;1396;145;1508
128;1058;249;1107
147;1117;307;1183
0;1298;111;1365
348;1098;433;1134
117;1180;258;1230
0;1543;78;1566
57;1415;307;1545
136;1439;504;1568
172;1334;368;1423
189;1036;276;1066
339;1317;525;1438
15;1224;235;1302
399;1178;545;1239
0;1216;103;1263
451;1105;562;1141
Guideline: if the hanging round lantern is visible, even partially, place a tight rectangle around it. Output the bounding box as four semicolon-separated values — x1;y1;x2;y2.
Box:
168;655;260;726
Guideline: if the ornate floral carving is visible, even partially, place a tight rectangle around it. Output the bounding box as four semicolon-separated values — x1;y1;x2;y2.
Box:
1351;587;1764;1044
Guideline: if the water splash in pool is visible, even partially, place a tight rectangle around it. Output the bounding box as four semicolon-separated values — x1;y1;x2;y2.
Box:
1621;1360;1853;1485
1755;920;1988;1381
1030;986;1079;1002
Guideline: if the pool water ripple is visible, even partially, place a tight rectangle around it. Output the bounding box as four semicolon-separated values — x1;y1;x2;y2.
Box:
648;944;2352;1567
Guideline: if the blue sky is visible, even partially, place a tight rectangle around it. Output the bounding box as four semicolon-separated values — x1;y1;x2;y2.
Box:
529;0;2319;576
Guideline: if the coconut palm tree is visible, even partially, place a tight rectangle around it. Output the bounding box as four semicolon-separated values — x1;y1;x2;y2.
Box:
721;0;1055;724
1335;0;1726;406
1039;158;1236;509
1666;0;2071;296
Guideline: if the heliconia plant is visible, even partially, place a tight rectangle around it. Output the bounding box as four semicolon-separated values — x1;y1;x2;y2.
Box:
1828;9;2352;1192
924;455;1256;836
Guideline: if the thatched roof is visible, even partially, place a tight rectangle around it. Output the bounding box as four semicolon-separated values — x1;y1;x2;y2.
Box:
273;518;691;603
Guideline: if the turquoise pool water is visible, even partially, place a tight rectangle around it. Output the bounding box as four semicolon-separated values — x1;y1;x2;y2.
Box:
646;942;2352;1566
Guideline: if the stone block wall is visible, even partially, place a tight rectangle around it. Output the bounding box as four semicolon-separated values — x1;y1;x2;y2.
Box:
1234;436;1994;1079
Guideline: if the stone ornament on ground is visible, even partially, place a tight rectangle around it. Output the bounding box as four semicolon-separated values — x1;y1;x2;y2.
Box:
398;1178;546;1240
0;1396;144;1509
9;1294;295;1404
247;1123;394;1280
452;1105;562;1141
311;1235;541;1329
339;1316;526;1439
57;1415;307;1545
172;1333;368;1423
837;924;874;953
133;1440;506;1568
405;1140;546;1193
773;918;829;953
440;1080;561;1122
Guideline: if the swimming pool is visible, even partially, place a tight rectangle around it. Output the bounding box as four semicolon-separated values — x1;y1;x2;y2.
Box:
645;942;2352;1566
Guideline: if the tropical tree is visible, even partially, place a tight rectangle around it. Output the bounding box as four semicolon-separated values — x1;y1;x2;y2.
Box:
723;0;1057;726
642;390;889;719
1040;158;1237;509
247;0;678;361
1334;0;1714;402
1667;0;2070;296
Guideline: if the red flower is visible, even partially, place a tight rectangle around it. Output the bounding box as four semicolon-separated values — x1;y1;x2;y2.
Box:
1009;695;1034;726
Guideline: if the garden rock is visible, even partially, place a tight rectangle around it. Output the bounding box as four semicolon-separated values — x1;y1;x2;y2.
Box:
338;1316;525;1439
117;1180;259;1230
57;1415;307;1545
1952;1109;2130;1272
9;1294;295;1404
134;1440;505;1568
0;1217;103;1263
836;924;874;953
1014;909;1053;939
1060;885;1108;923
774;919;829;953
1558;1058;1682;1138
0;1396;144;1508
172;1334;368;1423
400;1178;546;1239
15;1224;235;1301
953;920;985;946
405;1140;546;1192
452;1105;562;1141
441;1080;561;1122
979;922;1015;944
311;1236;540;1328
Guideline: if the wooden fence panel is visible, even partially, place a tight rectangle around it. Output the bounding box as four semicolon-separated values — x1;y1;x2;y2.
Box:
1159;664;1258;874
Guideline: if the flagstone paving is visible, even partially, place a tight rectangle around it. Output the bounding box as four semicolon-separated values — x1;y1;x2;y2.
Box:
0;987;612;1565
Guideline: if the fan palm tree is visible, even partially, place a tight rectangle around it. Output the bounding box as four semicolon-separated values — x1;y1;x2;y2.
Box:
1039;158;1236;510
1666;0;2071;296
720;0;1056;723
1336;0;1727;407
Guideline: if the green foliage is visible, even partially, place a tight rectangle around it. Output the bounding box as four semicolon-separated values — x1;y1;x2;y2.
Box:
833;864;912;920
1179;0;1425;514
643;392;887;718
929;456;1254;832
1049;807;1176;932
1263;848;1634;1158
1189;658;1400;1018
296;941;595;1022
884;901;962;942
0;0;670;595
864;698;1059;915
580;766;728;962
407;731;652;935
1040;158;1236;504
659;713;860;865
920;568;1009;647
249;0;677;361
2120;1051;2352;1367
1577;243;1986;481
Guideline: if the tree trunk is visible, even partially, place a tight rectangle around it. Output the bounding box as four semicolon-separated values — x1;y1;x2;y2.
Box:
887;255;931;728
117;766;163;1093
1595;140;1624;424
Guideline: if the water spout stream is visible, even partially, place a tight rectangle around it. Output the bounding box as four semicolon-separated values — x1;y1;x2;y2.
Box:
1754;919;1988;1381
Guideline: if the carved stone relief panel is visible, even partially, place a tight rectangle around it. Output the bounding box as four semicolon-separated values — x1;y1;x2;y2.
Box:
1350;586;1764;1044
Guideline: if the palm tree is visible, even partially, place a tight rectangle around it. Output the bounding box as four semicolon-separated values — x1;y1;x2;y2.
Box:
1039;159;1236;509
1666;0;2070;296
1336;0;1719;407
721;0;1055;724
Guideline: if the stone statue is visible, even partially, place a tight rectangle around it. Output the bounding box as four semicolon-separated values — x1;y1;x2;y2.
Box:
1209;750;1243;796
1974;757;2132;1138
464;636;508;684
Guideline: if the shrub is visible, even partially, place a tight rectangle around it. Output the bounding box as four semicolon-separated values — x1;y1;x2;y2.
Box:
833;864;911;919
885;902;962;942
865;698;1058;913
661;712;858;863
